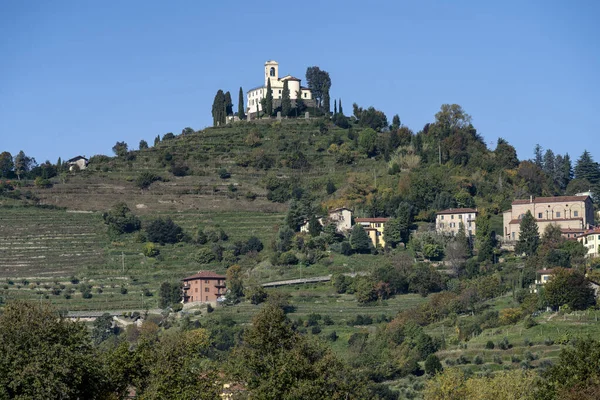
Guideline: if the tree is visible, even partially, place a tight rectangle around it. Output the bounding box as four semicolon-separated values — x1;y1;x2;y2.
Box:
334;99;337;115
353;104;388;131
358;128;378;156
544;268;595;310
154;135;160;146
224;91;233;116
543;149;555;177
392;114;401;130
139;139;148;150
158;281;182;308
91;313;117;344
145;217;184;244
281;79;291;117
475;211;497;262
13;150;35;180
305;66;331;109
295;89;305;115
424;354;443;375
575;150;600;184
515;211;539;256
0;301;108;399
230;302;367;399
112;141;128;157
350;224;372;253
226;264;244;301
495;138;519;169
533;144;543;168
265;79;273;116
0;152;14;178
308;214;322;237
338;98;343;115
384;204;412;248
102;202;141;234
211;89;226;126
238;86;245;120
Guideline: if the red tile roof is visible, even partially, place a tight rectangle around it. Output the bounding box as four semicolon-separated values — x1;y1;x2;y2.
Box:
537;269;555;275
512;195;590;205
182;270;226;281
577;228;600;238
356;218;390;223
436;208;478;215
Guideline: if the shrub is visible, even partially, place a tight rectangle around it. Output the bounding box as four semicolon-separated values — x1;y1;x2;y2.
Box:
145;217;184;244
424;354;443;375
544;338;554;346
511;355;521;363
218;168;231;179
103;202;141;235
120;286;128;295
485;340;495;350
326;331;338;342
306;313;322;326
34;177;52;188
206;304;214;313
247;286;268;305
278;251;298;265
523;316;538;329
142;288;152;297
170;163;189;177
143;243;160;258
493;355;503;364
347;314;373;326
323;315;334;325
245;236;264;253
498;337;512;350
311;326;321;334
135;171;161;189
500;308;522;325
172;303;183;312
195;248;216;264
473;355;484;365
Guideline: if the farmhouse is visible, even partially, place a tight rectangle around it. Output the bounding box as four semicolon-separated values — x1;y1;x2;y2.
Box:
299;208;353;234
435;208;477;236
182;270;226;304
355;217;389;248
502;195;594;241
67;155;88;171
246;60;315;115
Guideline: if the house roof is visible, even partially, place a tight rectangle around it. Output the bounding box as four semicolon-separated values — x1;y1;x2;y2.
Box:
577;228;600;238
356;218;390;223
182;270;226;281
537;269;555;275
67;156;88;163
508;217;583;225
280;75;301;81
436;208;478;215
512;195;590;205
329;207;352;213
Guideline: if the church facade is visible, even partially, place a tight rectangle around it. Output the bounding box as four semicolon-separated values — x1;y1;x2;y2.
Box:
246;60;314;115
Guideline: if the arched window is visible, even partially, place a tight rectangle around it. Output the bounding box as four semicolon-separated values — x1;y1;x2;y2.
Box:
269;67;275;77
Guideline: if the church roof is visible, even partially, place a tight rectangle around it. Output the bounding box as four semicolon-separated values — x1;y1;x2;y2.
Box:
281;76;301;81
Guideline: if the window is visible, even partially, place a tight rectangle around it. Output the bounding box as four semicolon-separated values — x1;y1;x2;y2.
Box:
205;296;208;301
439;223;444;228
538;213;542;219
304;93;307;98
441;216;444;220
574;211;579;217
269;67;275;77
556;211;561;218
512;232;516;239
458;215;462;220
195;288;198;293
451;215;454;219
279;90;281;94
204;280;209;284
205;287;210;292
468;221;472;227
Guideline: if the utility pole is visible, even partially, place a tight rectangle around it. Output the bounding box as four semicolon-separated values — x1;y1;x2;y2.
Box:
121;252;125;274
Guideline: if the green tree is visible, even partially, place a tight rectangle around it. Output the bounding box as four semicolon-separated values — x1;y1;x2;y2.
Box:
308;214;322;237
358;128;378;156
353;104;388;131
211;89;226;126
224;90;233;116
265;79;273;116
91;313;117;344
0;301;107;399
154;134;160;146
0;151;14;178
515;211;539;256
495;138;519;169
350;224;372;254
139;139;148;150
158;281;182;309
238;86;245;120
226;264;244;300
305;66;331;109
575;150;600;184
338;98;343;115
295;89;305;115
384;205;412;248
145;217;184;244
112;141;128;157
334;99;337;115
391;114;401;130
544;268;595;310
102;202;141;234
13;150;35;180
281;80;291;117
475;210;497;262
424;354;443;375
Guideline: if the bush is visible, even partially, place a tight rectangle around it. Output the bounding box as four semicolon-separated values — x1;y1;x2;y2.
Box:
323;315;334;325
523;316;538;329
135;171;161;189
206;304;214;313
544;338;554;346
170;163;189;177
143;243;160;257
424;354;443;375
311;326;321;334
473;355;484;365
493;355;503;364
34;177;53;188
172;303;183;312
218;168;231;179
347;314;373;326
278;251;298;265
195;248;216;264
120;286;128;295
145;217;184;244
103;202;141;235
247;285;268;305
498;337;512;350
485;340;495;350
326;331;338;342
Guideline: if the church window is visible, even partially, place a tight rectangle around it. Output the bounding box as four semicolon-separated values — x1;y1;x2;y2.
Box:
270;67;275;77
574;211;579;217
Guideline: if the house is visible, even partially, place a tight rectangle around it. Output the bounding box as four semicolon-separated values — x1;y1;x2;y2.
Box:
577;228;600;258
561;227;585;239
435;208;478;236
502;195;594;241
66;156;88;171
182;270;226;304
355;217;389;248
299;208;353;234
530;269;555;293
246;60;315;116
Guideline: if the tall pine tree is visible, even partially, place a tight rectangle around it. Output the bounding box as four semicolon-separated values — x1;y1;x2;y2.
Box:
265;79;273;116
515;211;539;256
281;80;291;117
575;150;600;184
238;87;245;120
392;115;401;130
533;144;543;168
543;149;555;177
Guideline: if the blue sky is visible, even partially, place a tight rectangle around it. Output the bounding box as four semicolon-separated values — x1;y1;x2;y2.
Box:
1;0;598;164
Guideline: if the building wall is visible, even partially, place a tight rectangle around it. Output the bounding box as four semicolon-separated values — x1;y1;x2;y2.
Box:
328;209;352;232
435;212;477;236
184;277;225;303
578;233;600;258
359;221;386;247
503;198;593;241
68;159;87;171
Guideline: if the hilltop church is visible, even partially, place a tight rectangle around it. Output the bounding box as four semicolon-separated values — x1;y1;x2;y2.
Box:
246;60;314;116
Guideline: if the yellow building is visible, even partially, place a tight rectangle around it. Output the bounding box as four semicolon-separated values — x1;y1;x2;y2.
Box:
355;218;389;248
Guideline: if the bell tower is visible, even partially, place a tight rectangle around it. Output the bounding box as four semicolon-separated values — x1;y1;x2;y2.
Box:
264;60;279;87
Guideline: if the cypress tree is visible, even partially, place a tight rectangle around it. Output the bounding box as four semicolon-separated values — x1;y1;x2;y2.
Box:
154;135;160;146
323;90;330;114
265;79;273;116
224;91;233;116
338;99;343;115
57;157;62;169
308;215;322;237
575;150;600;184
515;211;539;256
350;224;372;254
238;87;245;120
281;80;291;117
211;90;226;126
295;89;305;116
334;99;337;115
476;211;496;262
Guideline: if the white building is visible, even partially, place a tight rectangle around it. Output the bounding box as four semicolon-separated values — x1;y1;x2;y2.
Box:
299;208;353;234
577;228;600;258
246;60;313;115
66;156;88;171
435;208;478;236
